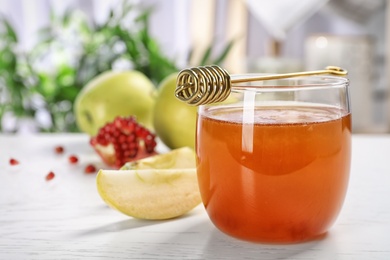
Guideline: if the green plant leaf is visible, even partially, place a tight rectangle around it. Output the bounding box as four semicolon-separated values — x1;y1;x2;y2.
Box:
37;73;58;101
62;8;73;26
58;86;79;101
212;38;236;65
199;45;213;65
2;18;18;42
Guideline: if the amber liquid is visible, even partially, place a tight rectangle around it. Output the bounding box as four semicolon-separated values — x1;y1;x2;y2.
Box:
196;105;351;243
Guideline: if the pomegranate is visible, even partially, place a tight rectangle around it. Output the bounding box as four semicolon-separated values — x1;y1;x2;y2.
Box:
90;116;157;168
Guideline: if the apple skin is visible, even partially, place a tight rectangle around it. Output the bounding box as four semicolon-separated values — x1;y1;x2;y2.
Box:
75;70;156;136
153;73;198;149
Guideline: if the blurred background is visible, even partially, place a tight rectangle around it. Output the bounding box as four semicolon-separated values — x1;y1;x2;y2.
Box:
0;0;388;134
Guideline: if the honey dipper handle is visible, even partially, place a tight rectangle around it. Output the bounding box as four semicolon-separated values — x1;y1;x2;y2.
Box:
231;66;347;84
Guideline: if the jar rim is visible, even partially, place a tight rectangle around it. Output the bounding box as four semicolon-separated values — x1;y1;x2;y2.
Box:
231;75;349;91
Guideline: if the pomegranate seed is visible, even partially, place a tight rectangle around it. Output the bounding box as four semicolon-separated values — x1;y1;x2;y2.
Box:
9;158;19;166
46;171;55;181
84;164;97;174
55;146;64;154
68;155;79;164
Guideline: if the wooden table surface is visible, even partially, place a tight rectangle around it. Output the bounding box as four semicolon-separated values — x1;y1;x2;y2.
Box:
0;134;389;259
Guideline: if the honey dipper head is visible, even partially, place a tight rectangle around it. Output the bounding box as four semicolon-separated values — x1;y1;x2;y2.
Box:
175;65;231;106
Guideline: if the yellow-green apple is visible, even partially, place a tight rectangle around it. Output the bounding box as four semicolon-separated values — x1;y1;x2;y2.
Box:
153;73;197;149
75;70;156;136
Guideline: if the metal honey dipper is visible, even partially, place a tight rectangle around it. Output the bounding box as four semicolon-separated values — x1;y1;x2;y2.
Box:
175;65;348;106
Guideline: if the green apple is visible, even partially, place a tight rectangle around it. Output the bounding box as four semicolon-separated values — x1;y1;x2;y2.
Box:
75;70;156;136
153;73;198;149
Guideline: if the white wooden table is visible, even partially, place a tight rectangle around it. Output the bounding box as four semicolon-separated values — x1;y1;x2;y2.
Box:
0;134;389;259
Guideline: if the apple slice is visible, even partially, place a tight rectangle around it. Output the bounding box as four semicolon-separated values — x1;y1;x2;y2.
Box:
96;147;201;220
96;168;201;220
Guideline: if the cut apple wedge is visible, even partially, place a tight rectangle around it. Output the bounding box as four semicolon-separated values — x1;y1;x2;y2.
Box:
96;147;201;220
96;168;201;220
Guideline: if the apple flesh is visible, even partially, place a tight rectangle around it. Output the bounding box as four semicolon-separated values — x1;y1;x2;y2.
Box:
97;168;201;220
153;73;197;149
75;70;156;136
